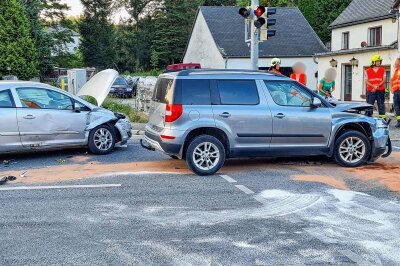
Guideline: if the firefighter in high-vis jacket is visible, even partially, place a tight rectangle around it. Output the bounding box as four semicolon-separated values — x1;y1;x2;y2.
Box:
365;55;387;121
391;58;400;128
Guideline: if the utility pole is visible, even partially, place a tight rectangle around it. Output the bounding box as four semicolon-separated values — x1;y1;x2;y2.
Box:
250;0;259;70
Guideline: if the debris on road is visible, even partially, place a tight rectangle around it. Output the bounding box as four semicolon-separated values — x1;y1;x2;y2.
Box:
0;176;17;185
56;159;67;164
20;171;28;178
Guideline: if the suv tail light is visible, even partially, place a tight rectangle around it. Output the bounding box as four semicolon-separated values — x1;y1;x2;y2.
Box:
165;104;183;123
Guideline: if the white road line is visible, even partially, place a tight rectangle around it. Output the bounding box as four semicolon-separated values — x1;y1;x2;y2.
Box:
0;184;122;191
234;185;255;195
220;175;237;183
393;145;400;150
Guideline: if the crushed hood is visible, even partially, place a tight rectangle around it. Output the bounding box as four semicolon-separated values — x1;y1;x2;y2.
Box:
333;101;373;116
77;69;118;106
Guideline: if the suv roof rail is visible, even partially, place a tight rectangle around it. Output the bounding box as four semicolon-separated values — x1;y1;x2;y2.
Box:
175;69;276;76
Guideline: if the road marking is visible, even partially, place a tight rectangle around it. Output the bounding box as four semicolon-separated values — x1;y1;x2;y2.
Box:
339;250;371;265
234;185;255;194
393;145;400;150
220;175;237;183
0;184;122;191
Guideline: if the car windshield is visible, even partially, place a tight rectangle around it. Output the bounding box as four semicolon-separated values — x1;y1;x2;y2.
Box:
113;77;127;86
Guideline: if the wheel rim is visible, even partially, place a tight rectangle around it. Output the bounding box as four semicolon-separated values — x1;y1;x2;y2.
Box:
339;136;366;164
192;142;220;171
93;128;113;151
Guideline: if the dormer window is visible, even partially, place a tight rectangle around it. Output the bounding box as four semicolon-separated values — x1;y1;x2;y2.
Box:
368;26;382;46
342;32;349;50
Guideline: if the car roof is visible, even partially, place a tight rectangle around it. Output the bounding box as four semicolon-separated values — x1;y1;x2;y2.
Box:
159;69;288;80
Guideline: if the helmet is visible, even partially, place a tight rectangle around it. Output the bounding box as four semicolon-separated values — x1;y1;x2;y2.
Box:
371;55;383;66
270;58;281;67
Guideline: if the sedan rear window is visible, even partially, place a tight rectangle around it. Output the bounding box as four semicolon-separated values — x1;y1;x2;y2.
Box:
0;90;14;107
152;78;174;104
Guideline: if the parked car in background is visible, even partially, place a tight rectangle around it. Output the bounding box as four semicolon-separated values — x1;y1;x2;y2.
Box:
109;76;135;98
56;75;68;90
0;69;132;155
141;69;391;176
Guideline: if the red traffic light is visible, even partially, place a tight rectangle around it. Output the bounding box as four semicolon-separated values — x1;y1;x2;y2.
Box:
254;6;266;17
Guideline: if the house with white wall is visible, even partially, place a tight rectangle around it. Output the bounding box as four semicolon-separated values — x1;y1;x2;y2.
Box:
183;6;327;90
316;0;399;104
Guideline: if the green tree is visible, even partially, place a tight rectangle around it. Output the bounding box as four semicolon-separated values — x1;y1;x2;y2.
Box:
204;0;236;5
312;0;351;43
79;0;116;69
151;0;202;68
0;0;38;80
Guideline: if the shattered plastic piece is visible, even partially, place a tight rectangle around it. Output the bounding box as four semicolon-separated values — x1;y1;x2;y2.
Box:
56;159;67;164
20;171;27;178
0;176;17;185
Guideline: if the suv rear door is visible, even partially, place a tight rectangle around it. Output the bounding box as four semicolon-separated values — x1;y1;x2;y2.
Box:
211;79;272;151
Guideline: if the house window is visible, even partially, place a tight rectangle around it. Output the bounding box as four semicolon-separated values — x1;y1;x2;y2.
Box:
369;27;382;46
342;32;349;50
385;69;391;91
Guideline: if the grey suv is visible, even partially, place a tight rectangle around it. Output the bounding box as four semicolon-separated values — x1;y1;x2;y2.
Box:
141;70;391;175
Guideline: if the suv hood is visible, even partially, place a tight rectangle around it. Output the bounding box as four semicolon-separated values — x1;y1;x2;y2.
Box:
77;69;118;106
333;101;373;116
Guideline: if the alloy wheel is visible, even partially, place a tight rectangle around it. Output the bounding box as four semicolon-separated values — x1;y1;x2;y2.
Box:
339;137;366;164
192;142;220;171
93;128;113;151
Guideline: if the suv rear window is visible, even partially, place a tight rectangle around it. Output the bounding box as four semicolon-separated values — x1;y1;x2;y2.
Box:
217;80;259;105
152;78;174;104
181;80;211;105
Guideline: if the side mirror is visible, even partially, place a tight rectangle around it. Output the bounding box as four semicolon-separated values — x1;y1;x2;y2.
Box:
72;101;81;113
311;97;322;108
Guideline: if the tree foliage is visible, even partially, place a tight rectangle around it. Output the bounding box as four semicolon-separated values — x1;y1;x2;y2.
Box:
79;0;116;69
0;0;38;79
151;0;202;68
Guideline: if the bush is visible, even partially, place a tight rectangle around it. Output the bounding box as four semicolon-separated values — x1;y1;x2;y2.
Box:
123;69;164;77
102;98;148;123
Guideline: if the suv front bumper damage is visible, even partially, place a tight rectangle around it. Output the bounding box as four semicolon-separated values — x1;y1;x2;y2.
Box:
372;126;390;158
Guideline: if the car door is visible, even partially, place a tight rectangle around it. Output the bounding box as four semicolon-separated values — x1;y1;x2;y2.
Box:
15;87;88;148
0;89;22;152
262;80;332;148
211;79;273;152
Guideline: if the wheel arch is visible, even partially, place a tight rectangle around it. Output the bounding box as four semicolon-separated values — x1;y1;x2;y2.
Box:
329;122;373;156
181;127;230;158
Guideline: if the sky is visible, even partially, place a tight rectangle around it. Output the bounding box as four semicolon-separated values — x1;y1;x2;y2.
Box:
60;0;129;22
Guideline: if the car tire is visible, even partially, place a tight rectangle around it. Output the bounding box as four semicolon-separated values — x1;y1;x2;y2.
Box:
185;135;226;176
88;124;116;155
333;130;371;167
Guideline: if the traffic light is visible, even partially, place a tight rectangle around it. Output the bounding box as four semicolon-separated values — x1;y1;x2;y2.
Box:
260;7;277;41
253;6;266;28
239;7;251;19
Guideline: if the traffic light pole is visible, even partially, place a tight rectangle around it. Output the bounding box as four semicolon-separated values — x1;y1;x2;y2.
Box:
251;0;259;70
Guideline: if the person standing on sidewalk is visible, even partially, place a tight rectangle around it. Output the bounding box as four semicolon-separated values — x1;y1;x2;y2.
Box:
391;58;400;128
365;55;387;121
290;62;307;86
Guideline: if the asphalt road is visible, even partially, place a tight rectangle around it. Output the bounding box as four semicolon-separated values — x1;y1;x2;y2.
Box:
1;137;400;265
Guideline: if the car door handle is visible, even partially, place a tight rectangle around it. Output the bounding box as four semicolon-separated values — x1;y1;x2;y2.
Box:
23;115;35;119
219;112;231;118
274;113;285;119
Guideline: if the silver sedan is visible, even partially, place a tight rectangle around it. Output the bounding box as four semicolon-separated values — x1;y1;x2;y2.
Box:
0;70;132;155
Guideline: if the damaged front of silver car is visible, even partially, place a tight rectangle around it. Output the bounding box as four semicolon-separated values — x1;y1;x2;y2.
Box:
330;101;392;160
75;69;132;154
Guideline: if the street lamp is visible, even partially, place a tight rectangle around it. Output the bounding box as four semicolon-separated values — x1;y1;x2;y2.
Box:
349;57;359;68
329;58;338;68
